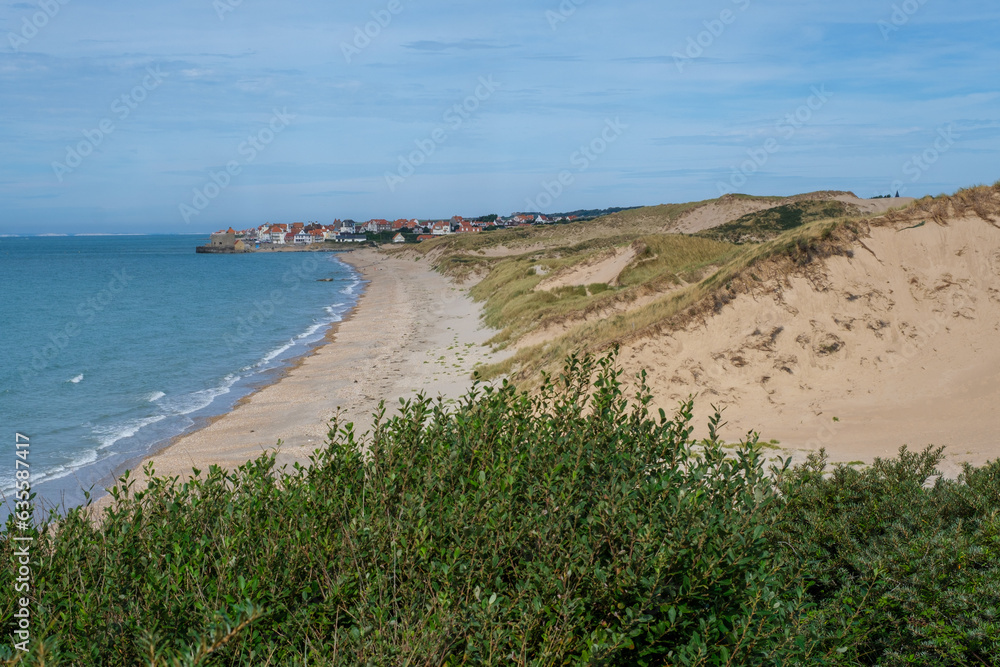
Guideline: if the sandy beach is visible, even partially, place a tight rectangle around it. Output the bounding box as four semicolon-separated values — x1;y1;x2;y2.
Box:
94;247;507;505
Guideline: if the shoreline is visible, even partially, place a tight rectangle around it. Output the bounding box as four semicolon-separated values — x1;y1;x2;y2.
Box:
90;247;508;514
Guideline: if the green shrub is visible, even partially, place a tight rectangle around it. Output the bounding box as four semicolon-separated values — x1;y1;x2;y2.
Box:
776;448;1000;666
3;354;999;665
2;354;819;665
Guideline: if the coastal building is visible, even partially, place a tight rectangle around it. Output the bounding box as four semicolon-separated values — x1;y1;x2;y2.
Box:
208;231;236;248
333;233;367;243
269;224;288;244
362;219;392;233
392;232;406;243
196;231;252;254
294;230;311;245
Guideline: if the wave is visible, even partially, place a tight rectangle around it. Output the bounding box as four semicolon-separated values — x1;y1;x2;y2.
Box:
0;414;165;494
92;415;168;450
296;322;326;340
340;279;361;296
68;374;84;384
158;373;242;417
147;391;166;403
259;340;295;366
4;443;115;492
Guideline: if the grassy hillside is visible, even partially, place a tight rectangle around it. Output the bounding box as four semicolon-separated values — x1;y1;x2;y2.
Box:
417;185;1000;383
482;216;856;381
416;197;860;382
696;200;859;244
464;235;737;347
406;194;863;358
411;200;711;262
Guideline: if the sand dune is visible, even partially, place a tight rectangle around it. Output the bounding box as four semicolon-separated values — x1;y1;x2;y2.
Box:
616;214;1000;475
832;193;916;215
670;196;784;234
670;192;915;235
535;244;639;290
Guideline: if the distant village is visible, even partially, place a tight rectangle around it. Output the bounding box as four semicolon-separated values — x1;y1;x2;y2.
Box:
210;213;583;249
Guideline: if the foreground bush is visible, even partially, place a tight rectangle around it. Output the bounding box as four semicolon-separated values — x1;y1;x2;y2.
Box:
2;354;821;665
778;448;1000;665
2;352;998;665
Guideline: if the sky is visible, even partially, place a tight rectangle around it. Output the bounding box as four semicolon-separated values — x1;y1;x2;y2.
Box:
1;0;998;234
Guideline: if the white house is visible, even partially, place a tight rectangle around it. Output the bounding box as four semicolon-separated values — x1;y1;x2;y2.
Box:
392;233;406;244
294;230;311;245
269;225;287;244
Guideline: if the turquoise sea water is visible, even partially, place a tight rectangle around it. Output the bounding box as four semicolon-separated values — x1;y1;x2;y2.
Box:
0;235;361;513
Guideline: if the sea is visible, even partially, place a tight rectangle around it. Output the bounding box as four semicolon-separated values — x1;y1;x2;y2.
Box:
0;235;361;516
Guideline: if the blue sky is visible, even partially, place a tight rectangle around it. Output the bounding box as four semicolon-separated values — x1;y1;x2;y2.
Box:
1;0;998;234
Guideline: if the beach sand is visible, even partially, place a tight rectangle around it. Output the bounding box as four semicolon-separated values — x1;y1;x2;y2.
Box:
93;247;507;508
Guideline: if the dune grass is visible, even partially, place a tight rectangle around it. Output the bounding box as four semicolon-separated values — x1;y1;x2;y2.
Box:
461;234;740;349
477;216;855;381
409;200;712;263
615;235;736;288
695;200;858;245
407;195;864;381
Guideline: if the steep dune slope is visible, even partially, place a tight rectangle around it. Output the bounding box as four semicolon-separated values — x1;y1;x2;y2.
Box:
619;214;1000;474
